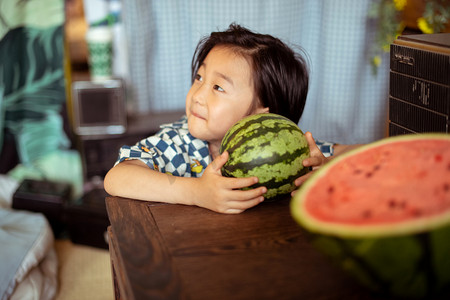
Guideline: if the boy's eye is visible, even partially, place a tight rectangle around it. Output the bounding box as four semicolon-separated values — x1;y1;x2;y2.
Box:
195;74;203;82
214;85;224;92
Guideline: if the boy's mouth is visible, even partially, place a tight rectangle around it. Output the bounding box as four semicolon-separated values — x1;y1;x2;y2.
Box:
190;110;206;120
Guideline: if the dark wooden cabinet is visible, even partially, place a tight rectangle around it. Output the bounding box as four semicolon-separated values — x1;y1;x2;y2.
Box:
106;196;382;300
76;110;184;179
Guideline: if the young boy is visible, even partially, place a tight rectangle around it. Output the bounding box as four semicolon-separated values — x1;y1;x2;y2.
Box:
105;24;340;214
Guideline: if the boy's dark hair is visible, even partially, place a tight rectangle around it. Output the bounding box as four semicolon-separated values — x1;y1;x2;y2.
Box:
191;23;309;124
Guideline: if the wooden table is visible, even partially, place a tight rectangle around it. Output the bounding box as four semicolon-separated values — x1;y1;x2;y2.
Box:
106;196;379;300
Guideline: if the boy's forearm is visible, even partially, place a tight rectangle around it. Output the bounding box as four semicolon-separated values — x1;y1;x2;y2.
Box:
104;161;198;206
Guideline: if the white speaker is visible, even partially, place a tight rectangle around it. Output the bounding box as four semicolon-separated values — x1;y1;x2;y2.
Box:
71;79;126;136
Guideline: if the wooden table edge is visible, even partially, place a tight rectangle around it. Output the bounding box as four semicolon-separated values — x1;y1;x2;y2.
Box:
105;196;186;300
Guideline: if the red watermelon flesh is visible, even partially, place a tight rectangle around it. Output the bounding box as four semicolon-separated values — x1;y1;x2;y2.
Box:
305;138;450;226
291;134;450;298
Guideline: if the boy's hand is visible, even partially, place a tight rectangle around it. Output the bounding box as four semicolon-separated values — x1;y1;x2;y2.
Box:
291;132;329;196
194;151;266;214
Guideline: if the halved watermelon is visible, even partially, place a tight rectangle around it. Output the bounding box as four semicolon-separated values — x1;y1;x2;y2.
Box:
291;134;450;298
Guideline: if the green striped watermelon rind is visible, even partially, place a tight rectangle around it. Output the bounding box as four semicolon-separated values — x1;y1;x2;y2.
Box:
290;133;450;298
220;113;310;200
306;225;450;298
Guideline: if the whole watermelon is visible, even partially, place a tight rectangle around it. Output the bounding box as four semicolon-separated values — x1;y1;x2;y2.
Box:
220;113;310;200
291;134;450;298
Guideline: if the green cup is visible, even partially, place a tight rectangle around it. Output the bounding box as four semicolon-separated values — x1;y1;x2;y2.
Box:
86;26;113;81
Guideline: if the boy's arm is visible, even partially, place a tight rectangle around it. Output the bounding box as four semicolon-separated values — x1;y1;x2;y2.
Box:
290;132;363;196
104;152;267;214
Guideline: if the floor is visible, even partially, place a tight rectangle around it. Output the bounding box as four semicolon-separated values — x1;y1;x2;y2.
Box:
54;239;114;300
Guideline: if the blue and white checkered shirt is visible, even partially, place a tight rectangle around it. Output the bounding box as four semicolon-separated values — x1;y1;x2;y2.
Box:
115;116;334;177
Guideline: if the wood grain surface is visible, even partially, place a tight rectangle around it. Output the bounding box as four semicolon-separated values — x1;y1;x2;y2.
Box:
106;196;382;300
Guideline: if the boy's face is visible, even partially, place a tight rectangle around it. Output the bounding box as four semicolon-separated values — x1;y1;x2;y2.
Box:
186;46;267;148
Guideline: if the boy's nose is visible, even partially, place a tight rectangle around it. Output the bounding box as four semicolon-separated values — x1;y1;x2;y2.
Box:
192;84;207;104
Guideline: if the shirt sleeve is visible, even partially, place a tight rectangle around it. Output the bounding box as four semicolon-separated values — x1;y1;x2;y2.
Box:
114;127;190;176
314;139;335;157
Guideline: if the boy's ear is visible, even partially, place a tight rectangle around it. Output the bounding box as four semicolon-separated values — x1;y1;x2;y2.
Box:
256;106;269;114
